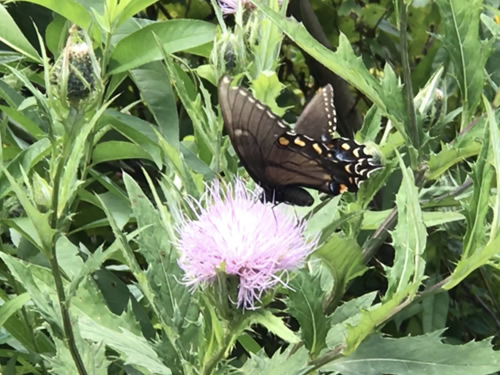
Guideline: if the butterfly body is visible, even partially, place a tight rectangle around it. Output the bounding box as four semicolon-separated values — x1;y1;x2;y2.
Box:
218;75;380;206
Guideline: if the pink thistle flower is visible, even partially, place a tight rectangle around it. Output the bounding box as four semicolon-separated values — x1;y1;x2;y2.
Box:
217;0;253;15
176;179;317;310
217;0;282;15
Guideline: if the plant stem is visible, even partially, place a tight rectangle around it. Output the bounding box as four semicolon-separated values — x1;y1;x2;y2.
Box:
398;0;419;167
47;129;88;375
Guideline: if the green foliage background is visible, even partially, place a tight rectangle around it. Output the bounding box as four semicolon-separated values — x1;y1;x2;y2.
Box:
0;0;500;374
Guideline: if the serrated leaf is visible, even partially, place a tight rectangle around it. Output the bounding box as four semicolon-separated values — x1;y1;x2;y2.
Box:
386;155;426;297
287;272;330;356
79;316;170;375
326;331;500;375
123;174;200;350
434;0;489;129
239;346;310;375
462;121;493;258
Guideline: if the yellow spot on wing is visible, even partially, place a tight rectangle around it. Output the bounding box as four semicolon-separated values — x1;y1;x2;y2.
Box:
341;143;351;150
294;137;306;147
278;137;290;146
339;184;348;193
312;143;323;155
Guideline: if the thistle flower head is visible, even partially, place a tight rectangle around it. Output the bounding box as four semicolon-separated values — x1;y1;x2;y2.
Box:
217;0;253;15
176;179;316;310
217;0;282;15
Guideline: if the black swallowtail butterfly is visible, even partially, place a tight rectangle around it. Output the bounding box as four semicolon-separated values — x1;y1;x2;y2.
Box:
218;76;379;206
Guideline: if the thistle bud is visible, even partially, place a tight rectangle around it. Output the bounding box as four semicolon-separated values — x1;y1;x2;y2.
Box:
51;26;98;105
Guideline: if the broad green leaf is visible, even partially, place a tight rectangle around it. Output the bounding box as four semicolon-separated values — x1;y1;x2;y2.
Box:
386;155;426;297
0;105;45;139
0;4;41;62
287;272;329;356
434;0;489;130
314;234;367;303
92;140;152;164
115;0;158;28
20;0;91;28
0;293;30;328
109;19;216;74
130;62;179;148
326;331;500;375
251;310;300;345
103;110;163;167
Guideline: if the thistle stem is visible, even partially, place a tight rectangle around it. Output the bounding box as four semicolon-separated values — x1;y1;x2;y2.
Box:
47;122;88;375
398;0;419;167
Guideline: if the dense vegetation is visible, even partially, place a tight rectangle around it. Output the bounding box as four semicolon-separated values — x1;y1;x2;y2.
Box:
1;0;500;374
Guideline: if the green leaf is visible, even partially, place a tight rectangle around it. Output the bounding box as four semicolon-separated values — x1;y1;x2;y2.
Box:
0;253;60;325
130;62;179;148
79;315;171;374
462;121;493;258
92;140;152;164
123;174;200;353
287;272;330;356
240;346;310;375
314;234;367;302
0;105;45;139
1;168;55;254
0;138;51;200
115;0;158;28
444;233;500;290
251;310;300;345
252;72;287;116
434;0;489;129
109;19;216;74
0;293;30;328
422;274;449;333
326;331;500;375
386;155;426;297
250;1;405;126
326;292;378;348
484;96;500;240
103;110;163;167
362;210;465;230
22;0;91;27
0;4;41;62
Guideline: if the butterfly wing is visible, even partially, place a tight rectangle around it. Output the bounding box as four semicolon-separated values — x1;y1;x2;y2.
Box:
294;84;337;141
218;76;342;206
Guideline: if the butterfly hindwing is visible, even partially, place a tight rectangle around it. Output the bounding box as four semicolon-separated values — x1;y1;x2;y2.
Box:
295;84;337;141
